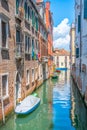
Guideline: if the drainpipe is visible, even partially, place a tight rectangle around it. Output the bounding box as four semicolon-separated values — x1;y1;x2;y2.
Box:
1;84;5;124
80;0;82;73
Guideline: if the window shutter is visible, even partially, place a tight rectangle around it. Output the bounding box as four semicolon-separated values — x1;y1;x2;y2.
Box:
84;0;87;19
36;17;38;31
28;6;30;21
78;15;81;32
16;0;20;14
24;2;27;19
32;10;34;26
76;48;79;58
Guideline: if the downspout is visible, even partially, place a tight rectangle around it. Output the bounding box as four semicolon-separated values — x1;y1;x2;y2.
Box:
1;82;5;124
80;0;82;73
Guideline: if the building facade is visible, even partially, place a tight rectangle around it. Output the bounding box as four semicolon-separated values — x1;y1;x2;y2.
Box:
70;23;75;70
36;0;53;77
53;49;70;70
36;0;49;81
0;0;52;122
72;0;87;106
45;1;53;76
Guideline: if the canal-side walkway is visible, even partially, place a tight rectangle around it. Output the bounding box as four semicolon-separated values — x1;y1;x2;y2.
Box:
1;71;87;130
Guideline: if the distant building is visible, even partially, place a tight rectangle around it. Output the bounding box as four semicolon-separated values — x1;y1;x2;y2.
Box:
70;23;75;70
53;49;70;70
36;0;53;76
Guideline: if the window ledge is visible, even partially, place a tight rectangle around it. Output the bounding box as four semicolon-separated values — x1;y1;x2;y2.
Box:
32;80;34;83
3;95;9;100
25;52;31;54
26;83;29;86
1;47;9;51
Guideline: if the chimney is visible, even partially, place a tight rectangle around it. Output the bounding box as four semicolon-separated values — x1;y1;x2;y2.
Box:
46;1;50;10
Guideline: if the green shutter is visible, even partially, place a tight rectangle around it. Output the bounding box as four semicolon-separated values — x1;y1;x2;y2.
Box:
78;15;81;32
24;2;27;19
32;10;34;26
76;48;79;58
28;6;30;21
36;18;38;31
16;0;20;14
34;13;35;27
84;0;87;19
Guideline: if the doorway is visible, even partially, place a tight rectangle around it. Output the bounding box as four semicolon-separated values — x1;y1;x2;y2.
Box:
15;72;21;101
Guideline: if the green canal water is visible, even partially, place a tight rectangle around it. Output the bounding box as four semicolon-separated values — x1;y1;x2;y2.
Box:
1;71;87;130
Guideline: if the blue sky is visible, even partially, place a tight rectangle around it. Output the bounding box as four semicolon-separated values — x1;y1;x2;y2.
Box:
45;0;75;26
44;0;75;50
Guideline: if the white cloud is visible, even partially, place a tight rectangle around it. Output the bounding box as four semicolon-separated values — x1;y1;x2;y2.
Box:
53;18;70;50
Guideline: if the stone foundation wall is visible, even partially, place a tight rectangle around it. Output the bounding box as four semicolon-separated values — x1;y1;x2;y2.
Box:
71;66;87;108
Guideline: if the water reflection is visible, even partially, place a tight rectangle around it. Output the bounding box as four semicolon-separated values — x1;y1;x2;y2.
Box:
71;79;87;130
52;70;75;130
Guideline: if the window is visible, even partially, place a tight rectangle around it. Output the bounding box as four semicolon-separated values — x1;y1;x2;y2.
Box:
26;70;29;85
35;17;38;31
24;2;28;19
16;29;21;43
61;62;63;66
32;10;35;26
16;29;22;56
2;75;8;98
32;69;34;82
24;2;31;21
25;35;30;53
32;39;34;59
1;21;8;48
16;0;20;14
36;41;38;50
28;6;30;20
35;68;38;80
40;65;42;78
39;65;40;79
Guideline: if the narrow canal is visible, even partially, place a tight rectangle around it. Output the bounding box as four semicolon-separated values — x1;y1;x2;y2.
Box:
1;71;87;130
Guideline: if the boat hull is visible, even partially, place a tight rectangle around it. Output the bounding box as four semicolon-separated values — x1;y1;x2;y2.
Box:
51;76;58;79
56;70;61;73
56;68;67;71
15;95;40;115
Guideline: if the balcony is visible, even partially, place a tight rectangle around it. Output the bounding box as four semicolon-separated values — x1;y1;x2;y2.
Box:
15;42;24;60
41;56;48;63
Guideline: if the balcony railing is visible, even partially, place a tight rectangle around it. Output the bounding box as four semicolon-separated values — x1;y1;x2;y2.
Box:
15;42;24;59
